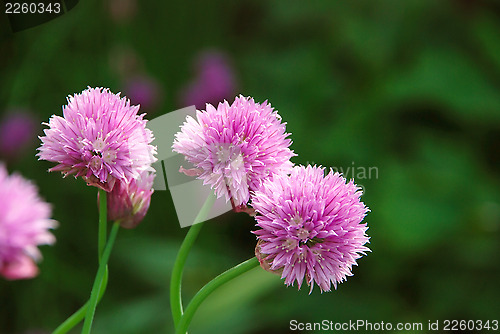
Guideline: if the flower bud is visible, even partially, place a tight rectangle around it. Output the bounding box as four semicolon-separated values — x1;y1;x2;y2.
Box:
107;171;155;228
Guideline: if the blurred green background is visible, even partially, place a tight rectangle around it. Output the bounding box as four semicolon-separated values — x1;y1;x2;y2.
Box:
1;0;500;333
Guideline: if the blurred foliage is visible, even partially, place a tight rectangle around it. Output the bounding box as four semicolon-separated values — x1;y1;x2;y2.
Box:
1;0;500;333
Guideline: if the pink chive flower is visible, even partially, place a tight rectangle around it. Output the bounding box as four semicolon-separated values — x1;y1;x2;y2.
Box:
173;96;295;207
0;165;56;280
37;87;157;192
180;51;236;110
0;111;37;161
252;165;370;293
106;171;155;229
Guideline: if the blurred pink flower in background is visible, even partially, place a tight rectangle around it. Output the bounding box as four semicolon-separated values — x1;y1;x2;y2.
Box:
123;75;162;114
0;165;56;280
107;0;137;23
108;45;140;80
180;50;237;110
0;110;37;161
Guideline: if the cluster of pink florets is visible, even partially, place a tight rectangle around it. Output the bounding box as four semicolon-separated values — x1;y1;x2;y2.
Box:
253;165;370;292
38;87;156;192
173;95;295;206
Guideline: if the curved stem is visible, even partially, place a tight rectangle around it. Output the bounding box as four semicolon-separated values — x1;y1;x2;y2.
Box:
81;221;120;334
170;194;215;329
175;257;259;334
51;269;108;334
170;223;203;328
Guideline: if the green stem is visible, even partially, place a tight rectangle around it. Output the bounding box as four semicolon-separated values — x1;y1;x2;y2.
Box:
175;257;259;334
51;269;108;334
98;189;107;260
170;194;215;329
52;189;111;334
81;222;120;334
